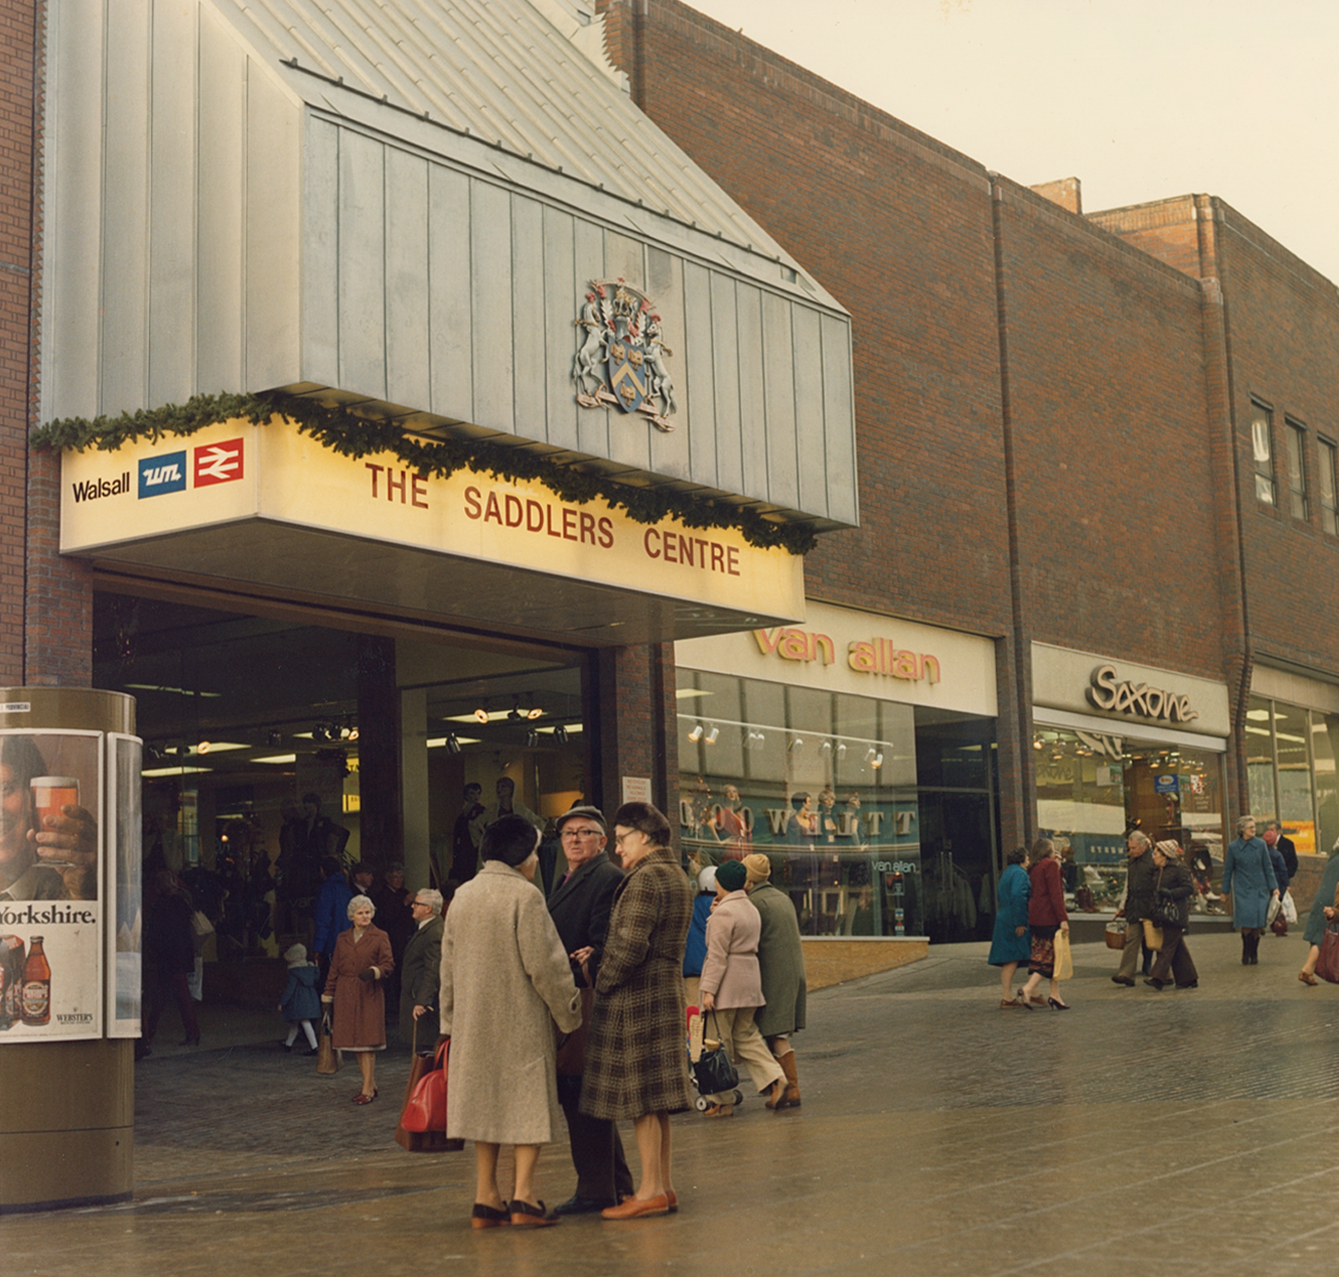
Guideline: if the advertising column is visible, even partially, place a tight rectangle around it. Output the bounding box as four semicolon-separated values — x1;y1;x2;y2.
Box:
0;688;140;1213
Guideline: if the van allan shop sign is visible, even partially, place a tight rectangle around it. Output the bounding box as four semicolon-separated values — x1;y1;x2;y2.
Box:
753;626;942;684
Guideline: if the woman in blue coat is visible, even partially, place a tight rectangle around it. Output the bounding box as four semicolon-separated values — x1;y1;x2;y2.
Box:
1221;815;1279;966
987;847;1031;1008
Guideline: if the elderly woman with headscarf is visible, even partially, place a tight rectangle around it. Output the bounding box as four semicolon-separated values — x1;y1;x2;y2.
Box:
1018;837;1070;1009
1145;841;1198;990
742;852;806;1107
1222;815;1279;965
697;857;786;1116
581;802;694;1220
321;892;394;1104
440;814;582;1229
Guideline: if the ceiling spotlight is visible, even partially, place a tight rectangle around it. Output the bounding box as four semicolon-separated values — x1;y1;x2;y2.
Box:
788;737;804;752
196;741;211;755
526;706;544;720
347;726;359;742
445;733;462;755
864;747;877;764
705;726;719;745
872;752;884;769
554;725;569;745
688;723;704;742
267;731;282;747
525;729;540;748
820;740;833;754
474;705;490;723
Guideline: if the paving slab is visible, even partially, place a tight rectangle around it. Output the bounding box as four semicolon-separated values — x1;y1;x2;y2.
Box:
4;925;1339;1275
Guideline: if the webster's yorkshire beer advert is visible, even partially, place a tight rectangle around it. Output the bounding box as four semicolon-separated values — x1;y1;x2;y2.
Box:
0;729;104;1041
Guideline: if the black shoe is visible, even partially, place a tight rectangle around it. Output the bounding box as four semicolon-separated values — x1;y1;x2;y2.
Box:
1176;981;1198;989
1111;976;1135;986
1143;979;1164;990
552;1194;617;1216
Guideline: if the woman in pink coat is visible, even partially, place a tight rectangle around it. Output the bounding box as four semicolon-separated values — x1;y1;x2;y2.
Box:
321;894;394;1104
698;858;785;1117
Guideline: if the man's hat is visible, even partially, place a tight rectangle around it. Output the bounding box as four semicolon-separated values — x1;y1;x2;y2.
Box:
555;804;606;834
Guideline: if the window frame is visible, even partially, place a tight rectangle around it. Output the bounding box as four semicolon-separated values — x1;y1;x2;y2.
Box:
1250;398;1277;506
1285;416;1309;521
1319;436;1338;536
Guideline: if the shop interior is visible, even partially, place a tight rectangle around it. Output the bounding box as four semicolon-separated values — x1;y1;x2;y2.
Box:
93;591;589;959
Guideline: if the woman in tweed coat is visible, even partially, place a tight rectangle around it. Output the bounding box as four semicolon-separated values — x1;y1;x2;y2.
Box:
581;802;693;1220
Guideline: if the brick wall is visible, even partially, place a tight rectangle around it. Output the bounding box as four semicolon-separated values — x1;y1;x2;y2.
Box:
599;0;1255;843
0;0;35;685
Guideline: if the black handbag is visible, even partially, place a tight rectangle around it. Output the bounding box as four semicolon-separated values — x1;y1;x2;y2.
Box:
693;1011;739;1095
1151;869;1182;929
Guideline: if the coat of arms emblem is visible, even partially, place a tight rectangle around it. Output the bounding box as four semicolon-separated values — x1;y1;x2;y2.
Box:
572;279;677;432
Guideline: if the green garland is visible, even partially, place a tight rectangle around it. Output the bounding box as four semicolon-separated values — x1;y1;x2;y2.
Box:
32;391;818;555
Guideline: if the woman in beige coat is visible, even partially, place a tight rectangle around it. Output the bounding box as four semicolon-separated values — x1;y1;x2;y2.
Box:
440;815;581;1229
698;858;785;1117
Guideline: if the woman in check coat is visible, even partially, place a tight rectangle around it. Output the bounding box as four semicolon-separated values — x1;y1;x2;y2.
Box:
1222;815;1279;966
581;802;693;1220
439;815;581;1229
321;894;394;1104
742;852;806;1106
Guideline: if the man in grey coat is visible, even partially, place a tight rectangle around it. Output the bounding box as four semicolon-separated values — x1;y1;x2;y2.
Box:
545;805;635;1215
399;887;444;1053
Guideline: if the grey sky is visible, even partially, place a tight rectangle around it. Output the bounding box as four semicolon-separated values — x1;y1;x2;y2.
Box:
687;0;1339;286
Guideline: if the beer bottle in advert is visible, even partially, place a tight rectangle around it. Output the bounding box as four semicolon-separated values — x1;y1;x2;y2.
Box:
21;935;51;1026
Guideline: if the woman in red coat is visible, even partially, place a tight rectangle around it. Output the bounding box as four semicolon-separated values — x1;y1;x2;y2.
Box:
1018;838;1070;1010
321;894;394;1104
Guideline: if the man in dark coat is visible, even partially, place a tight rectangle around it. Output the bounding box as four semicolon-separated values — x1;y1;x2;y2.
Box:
1264;821;1298;881
1113;831;1160;985
399;886;444;1053
545;805;634;1215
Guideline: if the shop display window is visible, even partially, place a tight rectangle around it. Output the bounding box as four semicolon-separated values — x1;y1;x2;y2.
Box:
1034;726;1225;913
1248;695;1339;856
677;669;998;941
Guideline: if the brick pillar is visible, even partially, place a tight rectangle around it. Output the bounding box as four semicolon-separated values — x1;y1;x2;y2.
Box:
594;641;679;833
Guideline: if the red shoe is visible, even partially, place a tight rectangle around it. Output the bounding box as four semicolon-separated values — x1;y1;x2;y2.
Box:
602;1194;670;1220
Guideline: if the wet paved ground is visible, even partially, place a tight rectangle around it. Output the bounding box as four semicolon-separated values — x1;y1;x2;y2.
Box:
6;924;1339;1275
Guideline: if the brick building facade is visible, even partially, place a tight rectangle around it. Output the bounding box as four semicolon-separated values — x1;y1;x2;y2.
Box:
3;0;1338;946
602;0;1339;892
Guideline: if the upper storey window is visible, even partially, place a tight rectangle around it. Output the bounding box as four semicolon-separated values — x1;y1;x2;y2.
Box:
1285;418;1308;521
1251;399;1276;505
1320;438;1338;536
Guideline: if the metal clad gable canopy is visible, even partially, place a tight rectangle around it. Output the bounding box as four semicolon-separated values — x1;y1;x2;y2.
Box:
41;0;858;531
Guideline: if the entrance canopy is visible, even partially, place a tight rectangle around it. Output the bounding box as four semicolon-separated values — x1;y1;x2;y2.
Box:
61;419;805;646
